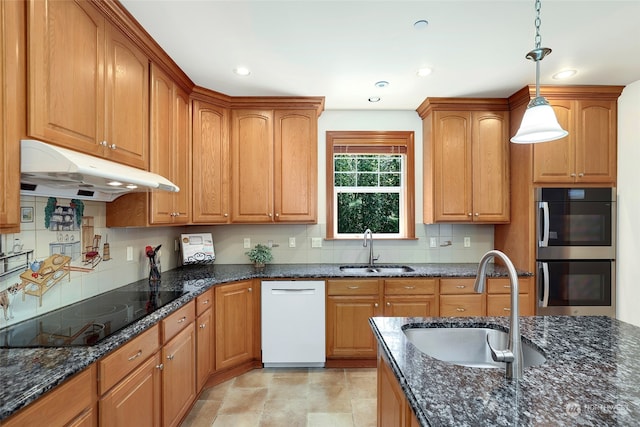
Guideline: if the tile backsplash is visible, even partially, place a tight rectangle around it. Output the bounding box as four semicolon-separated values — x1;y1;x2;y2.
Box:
1;196;493;329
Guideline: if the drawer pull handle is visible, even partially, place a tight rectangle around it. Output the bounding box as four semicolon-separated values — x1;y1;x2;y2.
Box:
503;285;510;289
202;299;210;304
167;354;175;360
456;307;466;312
177;316;187;323
347;286;359;289
503;308;511;311
128;350;142;361
404;286;415;289
455;285;466;289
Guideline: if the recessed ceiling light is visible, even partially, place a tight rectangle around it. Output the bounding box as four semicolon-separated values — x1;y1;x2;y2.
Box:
368;97;381;103
552;69;577;80
417;67;432;77
374;81;389;88
108;181;123;187
126;184;138;189
234;66;251;76
414;20;429;30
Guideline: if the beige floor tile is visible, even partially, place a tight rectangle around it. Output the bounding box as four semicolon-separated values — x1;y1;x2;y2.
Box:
200;379;233;401
309;368;347;385
347;374;377;399
259;399;308;427
218;387;268;414
307;412;355;427
180;399;221;427
307;384;353;413
268;367;310;379
211;412;262;427
266;377;309;400
351;398;377;427
233;369;274;388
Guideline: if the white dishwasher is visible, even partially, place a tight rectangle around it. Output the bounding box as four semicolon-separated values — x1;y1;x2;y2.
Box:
261;280;325;368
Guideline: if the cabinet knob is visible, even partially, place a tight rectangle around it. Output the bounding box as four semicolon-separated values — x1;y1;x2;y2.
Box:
156;363;164;370
275;213;279;217
467;213;472;216
224;213;229;217
248;287;252;292
386;302;391;307
110;143;117;150
578;173;584;177
268;213;273;217
474;213;479;217
374;303;379;307
100;140;108;147
570;173;577;177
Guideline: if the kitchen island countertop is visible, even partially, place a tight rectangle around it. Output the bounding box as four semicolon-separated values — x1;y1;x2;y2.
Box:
0;262;525;421
370;315;640;426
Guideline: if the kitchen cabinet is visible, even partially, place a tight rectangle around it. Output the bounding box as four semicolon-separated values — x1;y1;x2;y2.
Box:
0;0;25;233
28;0;149;169
195;289;215;392
418;99;510;223
161;301;196;427
383;279;438;317
326;279;382;364
230;108;318;223
215;280;257;371
439;278;485;317
192;99;230;223
377;350;420;427
149;64;191;224
486;277;534;316
3;364;97;427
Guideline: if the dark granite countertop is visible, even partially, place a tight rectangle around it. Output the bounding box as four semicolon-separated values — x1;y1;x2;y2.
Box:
0;262;525;421
370;316;640;426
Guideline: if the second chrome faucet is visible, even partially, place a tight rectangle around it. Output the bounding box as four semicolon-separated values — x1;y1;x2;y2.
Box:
363;228;379;267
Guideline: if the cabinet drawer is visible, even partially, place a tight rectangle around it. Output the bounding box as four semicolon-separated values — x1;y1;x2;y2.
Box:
487;277;532;294
487;294;533;316
99;324;160;395
439;294;485;316
4;364;96;427
439;278;476;294
384;279;436;295
162;300;196;343
196;289;213;316
327;279;380;295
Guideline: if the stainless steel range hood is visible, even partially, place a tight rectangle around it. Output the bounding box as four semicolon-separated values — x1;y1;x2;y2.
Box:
20;139;179;202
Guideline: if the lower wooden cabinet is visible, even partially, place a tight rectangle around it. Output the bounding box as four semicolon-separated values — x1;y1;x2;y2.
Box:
3;364;97;427
162;324;196;427
215;280;256;370
326;279;382;361
196;289;214;392
383;279;437;317
100;353;162;427
439;278;485;316
377;350;420;427
486;277;534;316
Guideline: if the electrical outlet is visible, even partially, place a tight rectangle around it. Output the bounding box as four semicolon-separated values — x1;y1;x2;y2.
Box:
243;238;251;249
126;246;133;261
464;237;471;247
311;237;322;248
289;237;296;248
429;237;437;248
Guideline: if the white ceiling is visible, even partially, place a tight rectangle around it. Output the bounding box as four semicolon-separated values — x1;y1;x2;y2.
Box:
120;0;640;110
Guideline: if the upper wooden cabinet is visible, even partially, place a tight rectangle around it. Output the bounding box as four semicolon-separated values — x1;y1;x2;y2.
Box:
0;0;25;232
192;99;230;223
149;64;191;224
418;98;510;223
230;107;319;223
28;0;149;169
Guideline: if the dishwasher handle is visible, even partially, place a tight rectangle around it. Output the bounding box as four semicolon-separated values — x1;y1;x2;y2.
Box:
270;288;317;295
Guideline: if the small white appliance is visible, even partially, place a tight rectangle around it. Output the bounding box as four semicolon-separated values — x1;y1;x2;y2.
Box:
261;280;325;368
180;233;215;265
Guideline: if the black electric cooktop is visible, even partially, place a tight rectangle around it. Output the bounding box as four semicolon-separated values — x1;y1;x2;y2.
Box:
0;284;185;348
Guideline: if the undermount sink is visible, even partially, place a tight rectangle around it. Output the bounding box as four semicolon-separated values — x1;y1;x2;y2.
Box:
403;327;546;369
339;265;415;274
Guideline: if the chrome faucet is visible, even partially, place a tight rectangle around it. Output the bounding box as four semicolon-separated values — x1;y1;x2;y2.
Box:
363;228;379;266
474;249;523;380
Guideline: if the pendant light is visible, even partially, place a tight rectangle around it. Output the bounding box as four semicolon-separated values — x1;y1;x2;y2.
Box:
511;0;568;144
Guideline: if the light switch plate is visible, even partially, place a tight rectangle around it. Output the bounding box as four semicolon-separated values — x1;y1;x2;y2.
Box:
126;246;133;261
429;237;437;248
311;237;322;248
243;238;251;249
464;237;471;247
289;237;296;248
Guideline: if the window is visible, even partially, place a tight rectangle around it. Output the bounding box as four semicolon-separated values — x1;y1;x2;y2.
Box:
326;131;415;239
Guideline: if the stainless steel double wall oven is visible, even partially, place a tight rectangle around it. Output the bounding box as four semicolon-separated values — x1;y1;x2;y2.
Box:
535;187;616;316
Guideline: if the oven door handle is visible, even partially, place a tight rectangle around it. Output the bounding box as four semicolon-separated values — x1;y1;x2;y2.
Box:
539;262;550;308
539;201;549;247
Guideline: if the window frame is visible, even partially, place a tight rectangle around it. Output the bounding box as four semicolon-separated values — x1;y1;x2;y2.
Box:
325;130;415;239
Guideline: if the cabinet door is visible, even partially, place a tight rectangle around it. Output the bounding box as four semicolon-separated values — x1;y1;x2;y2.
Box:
384;295;437;317
377;353;408;427
196;308;214;392
28;0;104;153
104;24;149;169
432;111;472;222
439;294;485;317
192;101;230;223
230;110;274;222
575;99;617;183
100;353;162;427
532;100;575;183
162;324;196;427
273;110;317;222
0;0;24;232
487;294;532;316
472;111;509;222
326;295;381;359
172;86;191;223
215;281;255;370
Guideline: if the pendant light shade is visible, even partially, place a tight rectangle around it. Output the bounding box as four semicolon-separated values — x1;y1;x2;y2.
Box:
511;0;568;144
511;96;568;143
